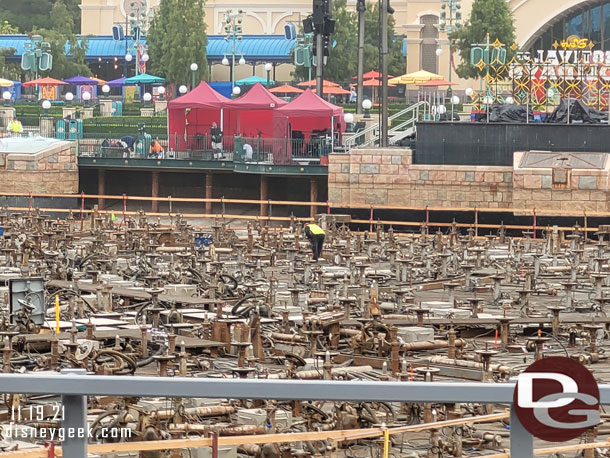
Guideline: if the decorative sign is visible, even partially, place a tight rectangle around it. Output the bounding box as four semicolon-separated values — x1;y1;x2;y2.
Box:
472;36;610;109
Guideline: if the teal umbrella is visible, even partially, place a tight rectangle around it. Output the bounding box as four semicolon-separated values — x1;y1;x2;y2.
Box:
123;73;165;84
236;75;274;86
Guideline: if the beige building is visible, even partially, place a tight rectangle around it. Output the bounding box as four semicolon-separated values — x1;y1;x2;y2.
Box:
80;0;608;86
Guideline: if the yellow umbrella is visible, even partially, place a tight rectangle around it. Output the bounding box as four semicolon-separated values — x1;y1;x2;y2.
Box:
389;70;442;85
0;78;14;87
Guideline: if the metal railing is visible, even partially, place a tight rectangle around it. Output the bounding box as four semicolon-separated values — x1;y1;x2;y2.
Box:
78;135;331;165
343;101;428;151
1;371;607;457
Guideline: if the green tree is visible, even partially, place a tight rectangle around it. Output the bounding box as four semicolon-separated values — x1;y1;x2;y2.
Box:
450;0;515;79
3;0;80;34
148;0;208;86
363;2;404;77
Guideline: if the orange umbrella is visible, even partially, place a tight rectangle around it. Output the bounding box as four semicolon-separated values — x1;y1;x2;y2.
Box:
90;77;107;85
313;86;351;95
361;78;396;87
352;70;394;80
22;77;67;87
297;79;339;88
269;84;304;94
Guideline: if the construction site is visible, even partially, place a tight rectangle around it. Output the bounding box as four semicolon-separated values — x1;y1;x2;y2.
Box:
0;189;606;458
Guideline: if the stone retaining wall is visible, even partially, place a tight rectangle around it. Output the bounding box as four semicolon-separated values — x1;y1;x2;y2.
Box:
328;148;610;214
0;141;78;194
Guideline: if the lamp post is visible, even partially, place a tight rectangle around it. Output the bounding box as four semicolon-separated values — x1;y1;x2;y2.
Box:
102;84;110;97
483;95;493;123
143;92;152;107
179;85;187;95
222;9;244;90
2;91;11;107
264;63;273;88
65;91;74;107
41;99;51;116
82;91;91;107
362;99;372;119
123;0;150;77
450;95;460;120
439;0;462;88
190;62;198;89
232;86;241;98
158;86;166;100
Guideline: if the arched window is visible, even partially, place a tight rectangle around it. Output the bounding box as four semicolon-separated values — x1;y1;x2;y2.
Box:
420;15;439;73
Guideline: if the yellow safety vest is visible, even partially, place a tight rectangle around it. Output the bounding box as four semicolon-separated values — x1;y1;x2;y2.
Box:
306;224;325;235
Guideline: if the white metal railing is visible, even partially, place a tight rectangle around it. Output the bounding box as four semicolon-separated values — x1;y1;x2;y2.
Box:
342;101;428;151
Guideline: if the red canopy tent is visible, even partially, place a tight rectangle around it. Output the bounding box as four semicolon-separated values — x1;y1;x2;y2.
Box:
272;89;345;164
225;83;287;138
168;82;230;151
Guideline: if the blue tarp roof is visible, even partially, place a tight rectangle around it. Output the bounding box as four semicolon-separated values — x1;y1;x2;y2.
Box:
0;35;297;63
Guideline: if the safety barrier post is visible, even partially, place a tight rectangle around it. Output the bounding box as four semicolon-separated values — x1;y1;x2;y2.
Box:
327;200;330;214
369;204;374;232
80;192;85;231
532;207;537;239
474;207;478;238
211;432;219;458
584;211;588;241
169;196;173;215
425;205;429;235
28;192;32;211
268;199;272;226
122;193;127;225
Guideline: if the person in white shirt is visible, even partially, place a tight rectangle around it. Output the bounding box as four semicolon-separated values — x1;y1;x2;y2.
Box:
243;143;253;161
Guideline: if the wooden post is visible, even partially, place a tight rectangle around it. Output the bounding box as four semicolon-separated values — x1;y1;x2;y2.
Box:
151;171;159;213
205;172;213;215
98;169;105;211
310;178;318;219
260;175;268;218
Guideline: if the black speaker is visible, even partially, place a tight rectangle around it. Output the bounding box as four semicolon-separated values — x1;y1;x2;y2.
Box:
313;0;326;25
323;19;335;35
303;17;314;34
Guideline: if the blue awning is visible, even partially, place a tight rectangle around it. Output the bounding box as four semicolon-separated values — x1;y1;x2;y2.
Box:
0;34;297;63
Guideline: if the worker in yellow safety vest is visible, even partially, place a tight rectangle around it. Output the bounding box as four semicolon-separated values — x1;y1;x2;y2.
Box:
7;118;23;134
304;223;325;261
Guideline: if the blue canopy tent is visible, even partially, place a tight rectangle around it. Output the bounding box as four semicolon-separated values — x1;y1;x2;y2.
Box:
236;75;275;86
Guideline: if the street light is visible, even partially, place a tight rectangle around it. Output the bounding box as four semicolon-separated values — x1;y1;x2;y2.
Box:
143;92;152;107
483;95;493;123
439;0;462;84
436;47;443;57
264;62;273;88
232;86;241;97
362;99;372;119
222;57;229;66
465;87;474;97
142;53;149;63
450;95;460;120
238;56;246;65
437;104;447;121
125;53;133;62
65;91;74;107
179;85;187;95
2;91;11;106
41;99;51;116
82;91;91;107
102;84;110;96
190;62;198;89
344;113;354;124
222;9;245;90
158;86;166;100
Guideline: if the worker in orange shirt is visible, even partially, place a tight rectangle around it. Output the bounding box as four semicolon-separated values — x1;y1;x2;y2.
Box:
149;139;164;158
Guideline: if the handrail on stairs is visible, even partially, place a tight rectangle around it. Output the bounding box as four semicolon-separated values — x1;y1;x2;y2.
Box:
341;101;429;151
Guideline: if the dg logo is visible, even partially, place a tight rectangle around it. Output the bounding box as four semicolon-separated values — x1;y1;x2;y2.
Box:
513;357;600;442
